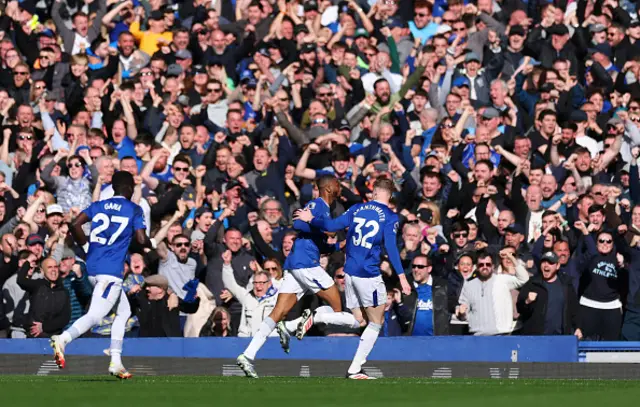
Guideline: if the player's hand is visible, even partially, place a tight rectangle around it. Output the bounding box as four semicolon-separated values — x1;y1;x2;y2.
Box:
398;273;412;296
222;250;232;265
293;208;313;223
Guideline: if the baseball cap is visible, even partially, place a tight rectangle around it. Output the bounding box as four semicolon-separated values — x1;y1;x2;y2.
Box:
256;47;270;57
436;24;452;35
452;76;471;88
144;275;169;291
294;24;310;35
548;24;569;36
300;43;316;54
608;117;623;126
385;16;405;30
240;70;255;83
505;223;525;235
588;42;612;58
541;251;559;264
570;110;588;122
631;20;640;28
26;234;45;246
539;82;555;93
175;49;192;60
192;64;206;74
149;10;164;20
354;28;370;38
46;204;64;216
224;179;243;192
481;107;500;119
509;25;526;37
304;0;318;11
589;24;606;33
464;52;480;63
207;55;224;66
166;64;183;77
337;119;350;131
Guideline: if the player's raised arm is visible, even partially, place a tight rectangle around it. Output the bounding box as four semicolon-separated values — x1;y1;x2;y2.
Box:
295;205;356;232
384;217;412;295
71;212;90;247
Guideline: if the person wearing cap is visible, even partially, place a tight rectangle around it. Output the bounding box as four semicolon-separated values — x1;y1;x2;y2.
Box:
51;0;106;55
175;49;193;74
51;237;93;329
129;9;173;55
129;274;200;337
26;234;45;260
452;52;491;106
527;23;579;75
516;251;580;336
498;25;527;78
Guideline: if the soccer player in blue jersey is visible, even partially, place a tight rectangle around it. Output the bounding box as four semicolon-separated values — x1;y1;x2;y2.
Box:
50;171;151;379
295;178;412;379
237;175;361;378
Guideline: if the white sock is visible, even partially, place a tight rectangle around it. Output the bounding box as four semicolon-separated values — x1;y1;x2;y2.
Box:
244;317;276;360
315;311;361;329
348;322;381;374
110;349;122;366
59;331;72;344
284;318;301;333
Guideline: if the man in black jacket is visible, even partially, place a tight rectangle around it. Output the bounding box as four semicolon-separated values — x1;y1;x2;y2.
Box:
400;254;449;336
16;257;70;338
130;275;200;337
516;251;581;337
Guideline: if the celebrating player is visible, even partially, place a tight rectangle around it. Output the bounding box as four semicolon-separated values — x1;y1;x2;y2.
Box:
236;175;361;378
50;171;151;379
295;178;411;379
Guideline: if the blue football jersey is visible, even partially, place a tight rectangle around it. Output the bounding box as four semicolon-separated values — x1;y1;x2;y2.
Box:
82;196;146;278
284;198;335;270
311;201;404;278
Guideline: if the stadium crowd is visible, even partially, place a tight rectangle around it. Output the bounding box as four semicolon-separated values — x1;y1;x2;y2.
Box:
0;0;640;342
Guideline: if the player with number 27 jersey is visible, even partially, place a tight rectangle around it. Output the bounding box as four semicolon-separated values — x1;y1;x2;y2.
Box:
83;197;146;278
311;201;404;278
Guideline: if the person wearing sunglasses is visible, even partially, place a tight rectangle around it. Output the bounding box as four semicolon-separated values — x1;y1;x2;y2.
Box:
400;254;449;336
516;251;581;337
573;220;627;340
41;152;93;214
456;250;529;336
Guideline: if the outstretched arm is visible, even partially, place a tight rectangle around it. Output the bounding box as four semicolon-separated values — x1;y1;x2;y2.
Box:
72;212;90;247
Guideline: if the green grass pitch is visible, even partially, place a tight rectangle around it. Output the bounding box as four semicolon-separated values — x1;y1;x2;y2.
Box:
1;376;639;406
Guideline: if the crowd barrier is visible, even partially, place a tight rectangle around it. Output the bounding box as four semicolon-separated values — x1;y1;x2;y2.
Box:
0;336;579;362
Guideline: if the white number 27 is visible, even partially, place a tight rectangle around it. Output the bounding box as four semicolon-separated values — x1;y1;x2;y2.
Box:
89;214;129;245
352;217;379;249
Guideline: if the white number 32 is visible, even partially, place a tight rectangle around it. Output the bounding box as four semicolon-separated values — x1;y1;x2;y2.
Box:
89;214;129;245
352;217;379;249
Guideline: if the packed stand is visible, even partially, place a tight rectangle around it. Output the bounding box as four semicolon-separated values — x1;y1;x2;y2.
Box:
0;0;640;342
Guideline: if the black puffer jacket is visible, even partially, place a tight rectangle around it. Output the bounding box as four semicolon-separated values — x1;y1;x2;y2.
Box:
16;263;70;338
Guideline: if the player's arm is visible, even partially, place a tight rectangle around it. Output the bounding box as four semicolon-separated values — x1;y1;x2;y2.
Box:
383;219;412;295
71;212;90;247
310;208;354;232
134;206;153;249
